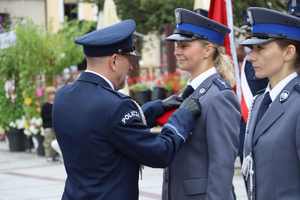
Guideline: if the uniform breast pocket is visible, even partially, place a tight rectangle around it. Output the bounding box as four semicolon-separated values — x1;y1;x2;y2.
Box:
183;178;207;196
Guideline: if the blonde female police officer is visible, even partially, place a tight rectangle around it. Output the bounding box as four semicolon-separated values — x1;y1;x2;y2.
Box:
143;8;240;200
241;7;300;200
53;19;201;200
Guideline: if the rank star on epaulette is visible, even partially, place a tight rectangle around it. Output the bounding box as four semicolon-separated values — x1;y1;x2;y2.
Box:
121;110;140;125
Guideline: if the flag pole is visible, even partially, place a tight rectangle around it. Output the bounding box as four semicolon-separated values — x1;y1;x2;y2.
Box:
226;0;241;100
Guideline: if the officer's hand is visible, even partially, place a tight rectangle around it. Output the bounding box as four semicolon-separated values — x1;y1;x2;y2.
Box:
162;96;201;141
179;95;201;117
162;95;183;111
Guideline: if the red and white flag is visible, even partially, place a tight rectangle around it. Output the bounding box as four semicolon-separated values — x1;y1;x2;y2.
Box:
208;0;231;55
240;57;254;122
208;0;241;97
209;0;247;119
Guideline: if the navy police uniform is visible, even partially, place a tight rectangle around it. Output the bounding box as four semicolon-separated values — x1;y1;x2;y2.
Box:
239;60;268;163
143;8;240;200
241;7;300;200
53;20;200;200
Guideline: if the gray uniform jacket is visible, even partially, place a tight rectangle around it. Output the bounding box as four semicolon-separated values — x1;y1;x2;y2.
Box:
162;73;240;200
243;75;300;200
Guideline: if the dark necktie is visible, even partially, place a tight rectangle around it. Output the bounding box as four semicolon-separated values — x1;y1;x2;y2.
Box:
256;92;272;123
181;85;194;99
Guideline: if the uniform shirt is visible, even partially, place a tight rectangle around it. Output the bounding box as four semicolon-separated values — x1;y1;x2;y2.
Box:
188;67;217;89
265;72;298;102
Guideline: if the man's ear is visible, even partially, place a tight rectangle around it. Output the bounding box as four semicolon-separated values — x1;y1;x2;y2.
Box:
109;54;118;71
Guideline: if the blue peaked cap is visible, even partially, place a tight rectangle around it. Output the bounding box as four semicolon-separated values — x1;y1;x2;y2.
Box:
75;19;136;57
241;7;300;45
166;8;230;46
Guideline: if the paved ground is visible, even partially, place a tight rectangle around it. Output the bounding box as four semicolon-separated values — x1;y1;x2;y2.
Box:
0;140;247;200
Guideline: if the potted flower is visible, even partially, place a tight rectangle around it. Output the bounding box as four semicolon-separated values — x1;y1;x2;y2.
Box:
129;83;152;105
151;79;168;100
153;71;188;100
6;117;27;152
24;117;44;156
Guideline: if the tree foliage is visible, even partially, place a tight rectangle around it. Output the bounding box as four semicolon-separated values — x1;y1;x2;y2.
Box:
233;0;287;26
0;20;93;129
114;0;193;34
87;0;290;33
86;0;193;34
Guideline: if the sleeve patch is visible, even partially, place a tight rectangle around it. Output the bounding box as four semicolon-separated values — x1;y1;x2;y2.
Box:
121;110;141;125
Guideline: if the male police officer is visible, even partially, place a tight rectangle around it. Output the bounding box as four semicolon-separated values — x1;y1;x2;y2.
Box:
53;19;201;200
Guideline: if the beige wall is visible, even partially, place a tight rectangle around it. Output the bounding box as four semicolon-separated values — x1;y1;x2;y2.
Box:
46;0;63;32
78;2;98;21
141;33;161;68
0;0;46;27
194;0;210;10
0;0;98;32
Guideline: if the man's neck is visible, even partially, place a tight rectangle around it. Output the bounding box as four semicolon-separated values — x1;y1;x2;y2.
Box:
86;68;116;90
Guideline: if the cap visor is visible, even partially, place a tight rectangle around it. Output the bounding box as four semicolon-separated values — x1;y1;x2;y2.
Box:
165;33;193;41
240;37;274;46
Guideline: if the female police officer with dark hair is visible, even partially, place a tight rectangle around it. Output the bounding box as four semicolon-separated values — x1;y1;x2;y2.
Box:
241;7;300;200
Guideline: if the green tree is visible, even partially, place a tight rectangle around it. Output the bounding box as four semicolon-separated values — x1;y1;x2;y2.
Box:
85;0;193;34
115;0;193;34
233;0;287;26
0;20;93;129
87;0;289;31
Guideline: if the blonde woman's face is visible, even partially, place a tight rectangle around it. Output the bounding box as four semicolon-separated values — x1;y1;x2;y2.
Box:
248;41;286;79
174;40;208;72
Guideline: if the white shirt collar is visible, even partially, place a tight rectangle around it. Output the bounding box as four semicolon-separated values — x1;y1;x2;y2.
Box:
85;69;115;90
265;72;298;101
188;67;217;89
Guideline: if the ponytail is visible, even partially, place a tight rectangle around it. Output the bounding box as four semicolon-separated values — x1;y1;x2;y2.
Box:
213;46;236;88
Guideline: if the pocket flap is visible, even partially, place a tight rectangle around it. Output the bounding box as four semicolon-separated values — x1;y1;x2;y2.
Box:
183;178;207;195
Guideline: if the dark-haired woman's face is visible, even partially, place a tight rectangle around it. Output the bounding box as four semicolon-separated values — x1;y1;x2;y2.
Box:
248;41;286;79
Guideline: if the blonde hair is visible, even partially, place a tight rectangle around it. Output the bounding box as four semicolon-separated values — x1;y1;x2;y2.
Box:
45;86;56;95
202;41;236;88
213;46;236;87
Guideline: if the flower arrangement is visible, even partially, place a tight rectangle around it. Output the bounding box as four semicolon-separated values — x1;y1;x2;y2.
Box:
9;116;26;130
129;82;150;92
24;117;43;136
154;70;188;94
8;116;43;136
0;20;93;131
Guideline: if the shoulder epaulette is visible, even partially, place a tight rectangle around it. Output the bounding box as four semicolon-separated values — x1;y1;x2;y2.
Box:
294;83;300;93
212;78;231;90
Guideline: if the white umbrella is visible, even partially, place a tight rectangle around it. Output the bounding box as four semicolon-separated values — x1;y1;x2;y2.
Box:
97;0;120;29
193;0;211;10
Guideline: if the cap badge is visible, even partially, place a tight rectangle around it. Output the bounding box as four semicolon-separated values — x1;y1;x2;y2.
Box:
175;12;181;24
